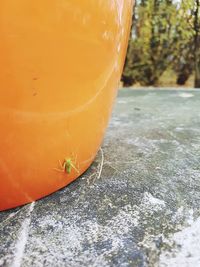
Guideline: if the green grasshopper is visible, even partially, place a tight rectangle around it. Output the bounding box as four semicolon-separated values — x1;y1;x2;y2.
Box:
54;157;79;174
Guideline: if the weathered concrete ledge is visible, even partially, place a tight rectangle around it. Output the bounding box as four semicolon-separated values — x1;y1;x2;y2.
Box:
1;89;200;267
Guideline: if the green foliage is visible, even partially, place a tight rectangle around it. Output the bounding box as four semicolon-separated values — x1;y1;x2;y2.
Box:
122;0;200;88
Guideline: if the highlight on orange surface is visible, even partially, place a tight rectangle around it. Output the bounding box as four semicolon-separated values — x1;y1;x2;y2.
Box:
0;0;133;211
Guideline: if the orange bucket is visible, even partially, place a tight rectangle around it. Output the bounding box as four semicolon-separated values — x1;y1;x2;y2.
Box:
0;0;133;211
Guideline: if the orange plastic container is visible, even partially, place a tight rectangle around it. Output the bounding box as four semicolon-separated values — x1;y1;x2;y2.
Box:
0;0;133;211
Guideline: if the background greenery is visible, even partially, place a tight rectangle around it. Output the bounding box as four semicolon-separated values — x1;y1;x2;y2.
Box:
122;0;200;88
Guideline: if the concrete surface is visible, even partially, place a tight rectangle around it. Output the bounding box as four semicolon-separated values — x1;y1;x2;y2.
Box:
1;89;200;267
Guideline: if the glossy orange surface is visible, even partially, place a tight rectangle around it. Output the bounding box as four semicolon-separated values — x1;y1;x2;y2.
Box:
0;0;133;211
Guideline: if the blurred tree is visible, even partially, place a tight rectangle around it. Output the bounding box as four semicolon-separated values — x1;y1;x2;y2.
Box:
174;0;200;87
173;1;195;85
175;47;194;85
194;0;200;88
122;0;200;88
123;0;179;86
121;0;137;86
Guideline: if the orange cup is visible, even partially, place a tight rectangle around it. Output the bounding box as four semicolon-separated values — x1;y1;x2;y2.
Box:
0;0;133;211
